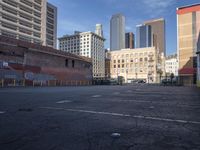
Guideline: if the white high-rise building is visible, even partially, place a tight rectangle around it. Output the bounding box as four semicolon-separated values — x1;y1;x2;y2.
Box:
95;24;103;37
165;54;178;76
0;0;57;48
110;13;125;51
59;31;105;79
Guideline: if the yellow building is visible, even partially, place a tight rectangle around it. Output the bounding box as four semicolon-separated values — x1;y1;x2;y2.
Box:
109;47;165;83
177;4;200;86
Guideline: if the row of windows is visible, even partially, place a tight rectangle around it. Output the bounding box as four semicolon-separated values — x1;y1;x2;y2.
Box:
47;7;55;13
47;17;54;25
65;59;75;68
34;0;42;5
112;52;153;59
1;14;41;31
0;29;42;44
47;12;54;19
113;63;150;68
2;0;41;12
1;21;41;38
1;4;41;23
60;40;102;46
113;58;149;63
166;62;178;65
112;68;150;73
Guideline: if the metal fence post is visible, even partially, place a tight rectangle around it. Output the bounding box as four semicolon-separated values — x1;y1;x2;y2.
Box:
1;79;4;87
23;79;25;86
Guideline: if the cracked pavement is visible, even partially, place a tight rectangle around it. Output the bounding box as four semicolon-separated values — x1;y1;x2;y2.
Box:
0;85;200;150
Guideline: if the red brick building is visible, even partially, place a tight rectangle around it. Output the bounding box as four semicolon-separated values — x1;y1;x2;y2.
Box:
0;36;92;86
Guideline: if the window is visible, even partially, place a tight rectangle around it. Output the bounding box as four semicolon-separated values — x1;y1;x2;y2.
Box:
72;60;75;68
65;59;68;67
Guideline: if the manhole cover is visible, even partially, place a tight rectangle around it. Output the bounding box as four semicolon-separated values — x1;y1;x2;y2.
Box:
111;133;121;139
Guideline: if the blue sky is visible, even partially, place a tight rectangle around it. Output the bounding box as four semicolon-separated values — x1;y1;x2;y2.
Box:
48;0;200;55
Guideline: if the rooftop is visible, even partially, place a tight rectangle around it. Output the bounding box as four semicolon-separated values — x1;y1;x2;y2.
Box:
177;3;200;10
0;35;92;63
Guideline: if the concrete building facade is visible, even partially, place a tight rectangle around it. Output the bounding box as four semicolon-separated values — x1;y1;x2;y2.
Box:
110;14;125;51
109;47;165;83
59;31;105;79
0;0;57;48
46;2;57;48
125;32;135;49
177;4;200;86
165;54;178;76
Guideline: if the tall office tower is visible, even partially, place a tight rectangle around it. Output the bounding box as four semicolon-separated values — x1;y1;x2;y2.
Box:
144;18;165;56
177;4;200;86
46;2;57;48
125;32;135;49
110;13;125;50
0;0;57;48
95;24;103;37
59;31;105;79
136;24;152;48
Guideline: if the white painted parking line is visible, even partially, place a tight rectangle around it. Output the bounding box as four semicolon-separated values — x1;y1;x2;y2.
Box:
0;111;5;114
56;100;72;104
40;107;200;125
149;106;155;109
91;95;101;98
126;90;132;93
112;92;120;95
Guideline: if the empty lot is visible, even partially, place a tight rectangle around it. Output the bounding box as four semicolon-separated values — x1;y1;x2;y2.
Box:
0;85;200;150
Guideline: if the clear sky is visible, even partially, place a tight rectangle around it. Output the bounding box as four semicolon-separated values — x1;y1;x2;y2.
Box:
48;0;200;55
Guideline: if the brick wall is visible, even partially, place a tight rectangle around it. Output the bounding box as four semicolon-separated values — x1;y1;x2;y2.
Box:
0;36;92;82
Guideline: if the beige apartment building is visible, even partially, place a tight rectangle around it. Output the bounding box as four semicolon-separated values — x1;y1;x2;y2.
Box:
177;4;200;86
109;47;165;83
0;0;57;48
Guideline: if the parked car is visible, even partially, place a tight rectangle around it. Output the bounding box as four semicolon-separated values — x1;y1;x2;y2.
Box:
137;80;146;83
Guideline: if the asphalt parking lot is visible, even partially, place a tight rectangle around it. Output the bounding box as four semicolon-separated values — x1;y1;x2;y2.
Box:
0;85;200;150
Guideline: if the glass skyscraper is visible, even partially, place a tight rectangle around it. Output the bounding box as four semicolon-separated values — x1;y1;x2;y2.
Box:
125;32;135;49
136;24;152;48
110;14;125;51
